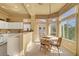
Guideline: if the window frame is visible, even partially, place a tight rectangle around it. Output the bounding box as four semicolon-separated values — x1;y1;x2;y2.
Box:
60;7;77;41
49;18;57;36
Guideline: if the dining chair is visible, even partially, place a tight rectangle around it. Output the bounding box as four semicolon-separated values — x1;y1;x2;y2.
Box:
40;38;52;55
51;37;62;56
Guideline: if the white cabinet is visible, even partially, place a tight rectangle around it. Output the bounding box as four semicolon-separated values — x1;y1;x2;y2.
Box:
7;33;22;56
7;32;33;56
0;20;8;29
0;20;23;29
8;22;23;29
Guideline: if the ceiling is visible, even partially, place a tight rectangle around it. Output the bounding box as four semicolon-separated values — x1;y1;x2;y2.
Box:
0;3;27;15
24;3;66;15
0;3;66;16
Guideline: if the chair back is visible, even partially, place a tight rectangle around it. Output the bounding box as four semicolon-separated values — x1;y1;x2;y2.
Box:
57;37;62;47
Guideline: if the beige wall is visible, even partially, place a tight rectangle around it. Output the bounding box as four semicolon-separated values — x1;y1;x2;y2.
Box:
30;15;38;42
76;5;79;55
22;32;32;55
62;39;76;55
8;15;25;22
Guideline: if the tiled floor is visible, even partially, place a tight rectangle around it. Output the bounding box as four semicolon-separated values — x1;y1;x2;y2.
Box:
0;42;74;56
0;43;7;56
25;43;74;56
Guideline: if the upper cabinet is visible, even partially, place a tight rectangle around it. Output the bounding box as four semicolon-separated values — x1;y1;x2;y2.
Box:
0;20;23;29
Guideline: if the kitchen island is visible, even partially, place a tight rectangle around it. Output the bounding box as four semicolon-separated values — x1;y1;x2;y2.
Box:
7;32;33;56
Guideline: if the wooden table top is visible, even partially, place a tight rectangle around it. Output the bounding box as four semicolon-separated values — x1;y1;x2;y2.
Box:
42;35;58;40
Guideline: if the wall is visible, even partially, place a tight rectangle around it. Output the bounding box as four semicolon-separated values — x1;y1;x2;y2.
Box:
8;15;24;22
22;32;32;55
76;5;79;55
62;39;76;55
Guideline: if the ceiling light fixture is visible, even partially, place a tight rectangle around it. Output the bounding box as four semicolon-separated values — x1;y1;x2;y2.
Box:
26;4;30;7
1;6;5;8
14;6;18;8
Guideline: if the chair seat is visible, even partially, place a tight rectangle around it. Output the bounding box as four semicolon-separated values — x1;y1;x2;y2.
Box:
51;42;59;47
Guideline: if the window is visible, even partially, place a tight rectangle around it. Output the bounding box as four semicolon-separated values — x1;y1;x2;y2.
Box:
38;19;47;38
67;17;76;40
61;17;76;40
50;18;57;36
61;7;77;19
61;7;77;41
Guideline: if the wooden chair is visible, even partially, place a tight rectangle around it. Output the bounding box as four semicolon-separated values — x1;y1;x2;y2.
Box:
51;37;62;55
40;38;52;55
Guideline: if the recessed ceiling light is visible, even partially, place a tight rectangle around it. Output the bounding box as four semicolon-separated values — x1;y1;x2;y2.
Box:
26;4;30;7
14;6;18;8
1;6;5;8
